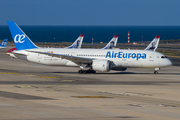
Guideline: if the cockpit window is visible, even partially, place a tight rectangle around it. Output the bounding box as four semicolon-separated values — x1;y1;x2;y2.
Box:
161;56;168;59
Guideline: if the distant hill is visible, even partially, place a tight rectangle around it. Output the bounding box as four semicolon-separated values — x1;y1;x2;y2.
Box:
159;39;180;44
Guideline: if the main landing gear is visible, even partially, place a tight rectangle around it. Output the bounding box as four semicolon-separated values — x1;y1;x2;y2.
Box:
154;68;160;74
154;71;158;74
78;69;96;74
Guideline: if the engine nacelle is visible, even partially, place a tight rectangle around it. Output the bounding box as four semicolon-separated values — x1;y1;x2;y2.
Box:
92;60;111;72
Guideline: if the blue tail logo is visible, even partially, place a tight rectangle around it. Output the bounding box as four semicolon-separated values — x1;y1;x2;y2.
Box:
14;34;25;43
7;21;38;50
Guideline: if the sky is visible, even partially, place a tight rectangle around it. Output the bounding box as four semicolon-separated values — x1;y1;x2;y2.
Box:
0;0;180;26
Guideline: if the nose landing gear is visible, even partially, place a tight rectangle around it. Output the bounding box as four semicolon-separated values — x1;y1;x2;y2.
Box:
154;71;158;74
154;68;160;74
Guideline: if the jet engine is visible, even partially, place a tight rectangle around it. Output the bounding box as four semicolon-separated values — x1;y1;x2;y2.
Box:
92;60;111;72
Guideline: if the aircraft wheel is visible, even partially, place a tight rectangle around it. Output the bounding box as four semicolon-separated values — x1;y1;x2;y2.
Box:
78;70;96;74
78;70;83;74
89;70;94;73
91;70;96;73
83;70;87;74
154;71;158;74
86;70;90;74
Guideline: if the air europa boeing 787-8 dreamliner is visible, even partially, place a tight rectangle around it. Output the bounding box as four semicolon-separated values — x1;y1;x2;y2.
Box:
7;21;172;74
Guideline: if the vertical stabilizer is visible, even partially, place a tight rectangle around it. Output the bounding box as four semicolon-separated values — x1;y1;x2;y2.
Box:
145;36;160;51
7;21;38;50
0;39;8;47
103;35;118;49
67;34;84;49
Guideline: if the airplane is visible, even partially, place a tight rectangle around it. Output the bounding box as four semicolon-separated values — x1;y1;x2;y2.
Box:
145;36;160;51
102;35;118;49
0;39;8;49
6;21;172;74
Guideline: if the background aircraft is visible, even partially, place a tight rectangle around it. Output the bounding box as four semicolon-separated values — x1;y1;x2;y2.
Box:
66;34;84;49
0;39;8;49
102;35;118;49
145;36;160;51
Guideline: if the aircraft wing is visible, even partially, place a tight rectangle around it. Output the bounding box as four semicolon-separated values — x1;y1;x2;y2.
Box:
26;50;93;65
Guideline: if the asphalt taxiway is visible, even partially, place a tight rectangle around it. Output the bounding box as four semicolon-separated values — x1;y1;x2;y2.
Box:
0;47;180;120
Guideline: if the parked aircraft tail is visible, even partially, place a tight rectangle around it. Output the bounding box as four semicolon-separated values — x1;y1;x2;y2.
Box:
67;34;84;48
7;21;38;50
103;35;118;49
145;36;160;51
0;39;8;47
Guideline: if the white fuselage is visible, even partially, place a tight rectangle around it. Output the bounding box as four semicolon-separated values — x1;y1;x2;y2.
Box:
11;48;172;69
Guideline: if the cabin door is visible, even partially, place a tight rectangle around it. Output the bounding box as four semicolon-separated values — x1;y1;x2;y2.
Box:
149;54;154;61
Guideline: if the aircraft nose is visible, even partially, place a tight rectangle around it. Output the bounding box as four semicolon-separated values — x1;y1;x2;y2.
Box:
168;59;173;66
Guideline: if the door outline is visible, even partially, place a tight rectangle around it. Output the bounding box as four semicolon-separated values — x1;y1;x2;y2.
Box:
149;54;154;61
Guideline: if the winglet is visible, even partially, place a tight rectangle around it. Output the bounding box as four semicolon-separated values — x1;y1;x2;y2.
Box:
7;21;38;50
145;35;160;51
103;35;119;49
67;34;84;49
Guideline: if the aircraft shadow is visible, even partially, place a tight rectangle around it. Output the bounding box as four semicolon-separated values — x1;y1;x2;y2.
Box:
0;68;179;75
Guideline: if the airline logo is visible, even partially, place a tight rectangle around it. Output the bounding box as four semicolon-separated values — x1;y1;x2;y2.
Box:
14;34;25;43
2;42;6;46
106;51;146;60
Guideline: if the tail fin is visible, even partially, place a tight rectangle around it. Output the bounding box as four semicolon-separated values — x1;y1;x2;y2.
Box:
67;34;84;49
0;39;8;47
7;21;38;50
103;35;118;49
145;35;160;51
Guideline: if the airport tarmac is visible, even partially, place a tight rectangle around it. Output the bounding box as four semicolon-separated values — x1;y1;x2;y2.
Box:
0;47;180;120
